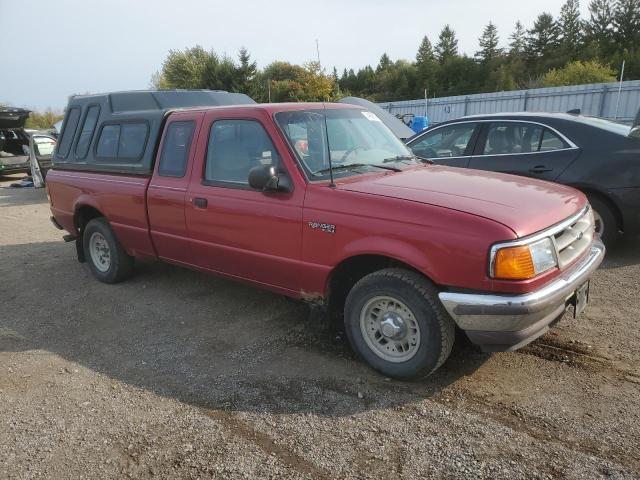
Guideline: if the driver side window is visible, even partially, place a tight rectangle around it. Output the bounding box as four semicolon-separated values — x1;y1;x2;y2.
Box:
204;120;281;187
409;123;477;159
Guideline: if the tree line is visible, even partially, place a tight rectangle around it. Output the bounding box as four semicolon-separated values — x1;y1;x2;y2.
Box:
152;0;639;103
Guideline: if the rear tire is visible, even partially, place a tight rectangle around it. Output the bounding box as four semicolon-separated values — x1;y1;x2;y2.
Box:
82;218;134;283
344;268;455;379
587;195;619;247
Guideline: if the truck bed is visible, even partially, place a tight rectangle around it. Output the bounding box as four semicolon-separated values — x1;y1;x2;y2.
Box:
46;169;156;258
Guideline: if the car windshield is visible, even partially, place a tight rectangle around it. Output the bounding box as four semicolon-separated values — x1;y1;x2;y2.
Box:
275;108;415;180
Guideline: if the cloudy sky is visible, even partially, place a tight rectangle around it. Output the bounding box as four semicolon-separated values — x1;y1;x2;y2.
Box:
0;0;590;111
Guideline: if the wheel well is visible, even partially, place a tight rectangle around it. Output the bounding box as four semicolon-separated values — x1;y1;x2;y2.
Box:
326;255;422;320
74;205;104;235
580;188;624;232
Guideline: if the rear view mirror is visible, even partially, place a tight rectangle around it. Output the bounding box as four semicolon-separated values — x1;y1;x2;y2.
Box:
248;164;291;192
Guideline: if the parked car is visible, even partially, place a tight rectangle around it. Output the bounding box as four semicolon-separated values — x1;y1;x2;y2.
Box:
406;112;640;246
46;90;604;379
0;107;57;176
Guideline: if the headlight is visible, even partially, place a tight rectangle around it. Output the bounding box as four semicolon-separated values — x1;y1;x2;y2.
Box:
491;237;558;280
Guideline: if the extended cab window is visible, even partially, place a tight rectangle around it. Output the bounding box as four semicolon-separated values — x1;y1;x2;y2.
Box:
158;121;195;177
205;120;280;186
95;122;148;160
74;105;100;159
56;107;81;158
410;123;476;159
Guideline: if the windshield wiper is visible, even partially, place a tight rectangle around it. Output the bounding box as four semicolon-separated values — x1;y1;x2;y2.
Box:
383;154;434;165
415;155;434;164
314;163;401;175
383;155;417;164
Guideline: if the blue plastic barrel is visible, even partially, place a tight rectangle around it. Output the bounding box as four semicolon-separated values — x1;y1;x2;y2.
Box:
411;116;429;133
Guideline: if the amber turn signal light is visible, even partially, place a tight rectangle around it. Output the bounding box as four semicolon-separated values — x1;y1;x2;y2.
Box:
493;245;536;280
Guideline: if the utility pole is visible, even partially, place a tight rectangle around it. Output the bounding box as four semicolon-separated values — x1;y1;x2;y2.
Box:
316;39;321;68
614;60;625;120
424;88;428;117
267;78;271;103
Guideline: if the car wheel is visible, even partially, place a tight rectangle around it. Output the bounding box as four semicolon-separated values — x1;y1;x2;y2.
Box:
587;195;619;247
344;268;455;379
82;218;134;283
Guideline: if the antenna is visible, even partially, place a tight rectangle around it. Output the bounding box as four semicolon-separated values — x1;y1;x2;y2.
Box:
322;102;335;188
316;39;321;68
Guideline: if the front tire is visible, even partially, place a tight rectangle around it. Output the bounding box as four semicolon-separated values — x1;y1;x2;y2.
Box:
344;268;455;379
82;218;134;283
587;195;619;247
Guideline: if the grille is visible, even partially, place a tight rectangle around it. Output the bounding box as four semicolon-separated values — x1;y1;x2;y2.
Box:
553;207;595;268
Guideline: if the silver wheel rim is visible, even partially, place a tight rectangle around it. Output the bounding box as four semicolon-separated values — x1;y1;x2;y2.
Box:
359;295;421;363
593;209;604;237
89;232;111;273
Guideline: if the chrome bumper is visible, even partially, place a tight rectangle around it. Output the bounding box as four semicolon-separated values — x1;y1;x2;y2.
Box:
438;240;605;351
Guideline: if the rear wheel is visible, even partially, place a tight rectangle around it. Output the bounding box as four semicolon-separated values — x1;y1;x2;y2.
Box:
344;268;455;379
587;195;619;247
82;218;134;283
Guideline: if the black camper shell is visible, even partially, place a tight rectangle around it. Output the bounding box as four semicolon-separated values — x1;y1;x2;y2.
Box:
52;90;255;175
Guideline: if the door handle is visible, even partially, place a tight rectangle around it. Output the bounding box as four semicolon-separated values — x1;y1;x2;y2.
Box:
192;197;208;208
529;165;553;174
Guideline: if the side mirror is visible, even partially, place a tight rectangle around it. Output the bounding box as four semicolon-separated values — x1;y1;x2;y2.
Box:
248;164;291;192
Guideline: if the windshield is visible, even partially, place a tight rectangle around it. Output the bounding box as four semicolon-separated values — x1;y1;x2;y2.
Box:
275;108;414;180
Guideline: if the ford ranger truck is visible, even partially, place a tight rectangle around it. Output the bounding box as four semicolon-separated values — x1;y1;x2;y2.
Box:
46;90;605;379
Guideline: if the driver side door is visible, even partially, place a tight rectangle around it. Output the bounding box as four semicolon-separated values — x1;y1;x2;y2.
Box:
185;111;306;295
407;122;481;168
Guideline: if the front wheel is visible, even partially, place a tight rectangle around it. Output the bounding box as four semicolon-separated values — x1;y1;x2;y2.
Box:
587;195;619;247
82;218;134;283
344;268;455;379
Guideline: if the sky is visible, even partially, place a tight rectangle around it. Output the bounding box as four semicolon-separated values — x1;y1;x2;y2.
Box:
0;0;591;111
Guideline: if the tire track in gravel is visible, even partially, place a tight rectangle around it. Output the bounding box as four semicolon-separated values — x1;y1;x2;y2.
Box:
517;335;640;382
200;407;332;480
197;309;333;480
429;390;640;474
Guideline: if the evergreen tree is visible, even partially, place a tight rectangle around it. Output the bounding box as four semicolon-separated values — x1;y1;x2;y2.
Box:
416;36;435;64
613;0;640;55
585;0;614;55
237;47;257;93
376;53;393;72
509;21;527;56
415;36;438;96
435;25;459;63
526;13;560;59
476;22;502;63
559;0;584;59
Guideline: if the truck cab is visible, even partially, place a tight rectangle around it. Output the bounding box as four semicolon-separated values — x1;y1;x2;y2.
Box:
46;90;605;379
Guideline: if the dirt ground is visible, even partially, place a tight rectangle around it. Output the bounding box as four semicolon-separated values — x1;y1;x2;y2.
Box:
1;173;639;479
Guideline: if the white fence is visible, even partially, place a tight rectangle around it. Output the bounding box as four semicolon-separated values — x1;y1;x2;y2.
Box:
378;80;640;124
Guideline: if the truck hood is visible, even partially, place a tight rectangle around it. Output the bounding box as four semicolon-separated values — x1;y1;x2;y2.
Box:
338;166;586;238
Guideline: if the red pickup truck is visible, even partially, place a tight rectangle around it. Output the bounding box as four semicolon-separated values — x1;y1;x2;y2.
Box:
47;90;605;378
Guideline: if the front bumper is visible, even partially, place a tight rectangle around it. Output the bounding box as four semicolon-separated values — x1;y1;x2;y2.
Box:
438;240;605;352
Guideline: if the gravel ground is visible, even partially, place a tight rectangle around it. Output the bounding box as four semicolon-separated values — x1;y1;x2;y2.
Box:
1;174;639;479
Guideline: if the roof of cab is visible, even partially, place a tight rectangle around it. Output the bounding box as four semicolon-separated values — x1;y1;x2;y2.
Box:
169;102;363;115
69;89;256;113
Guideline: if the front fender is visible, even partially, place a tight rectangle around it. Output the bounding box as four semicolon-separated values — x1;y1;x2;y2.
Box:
336;235;437;282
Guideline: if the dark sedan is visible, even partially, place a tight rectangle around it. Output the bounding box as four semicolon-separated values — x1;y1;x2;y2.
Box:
406;112;640;245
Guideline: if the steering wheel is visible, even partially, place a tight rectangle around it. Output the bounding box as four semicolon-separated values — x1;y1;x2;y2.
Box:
339;145;363;163
414;146;438;159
